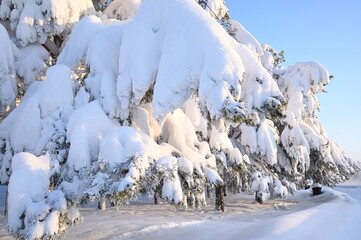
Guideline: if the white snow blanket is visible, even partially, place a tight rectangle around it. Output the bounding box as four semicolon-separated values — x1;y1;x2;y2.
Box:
117;188;361;240
0;187;361;239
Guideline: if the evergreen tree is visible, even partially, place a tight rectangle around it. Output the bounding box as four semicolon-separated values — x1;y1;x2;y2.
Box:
0;0;95;47
0;24;17;119
0;0;358;238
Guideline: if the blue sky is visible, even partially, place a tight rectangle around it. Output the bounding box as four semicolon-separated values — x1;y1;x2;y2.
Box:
226;0;361;162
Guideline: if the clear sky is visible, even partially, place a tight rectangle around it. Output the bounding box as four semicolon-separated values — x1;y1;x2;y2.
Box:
226;0;361;163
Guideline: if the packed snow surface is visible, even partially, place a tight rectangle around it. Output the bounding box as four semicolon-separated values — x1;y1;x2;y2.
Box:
0;186;360;239
134;187;361;240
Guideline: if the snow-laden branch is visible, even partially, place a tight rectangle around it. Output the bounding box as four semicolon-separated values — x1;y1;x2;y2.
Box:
0;0;95;45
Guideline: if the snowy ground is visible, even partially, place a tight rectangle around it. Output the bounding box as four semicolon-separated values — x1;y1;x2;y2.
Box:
0;185;360;239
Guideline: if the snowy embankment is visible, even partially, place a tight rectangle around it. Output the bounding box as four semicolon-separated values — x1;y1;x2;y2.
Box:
0;186;360;239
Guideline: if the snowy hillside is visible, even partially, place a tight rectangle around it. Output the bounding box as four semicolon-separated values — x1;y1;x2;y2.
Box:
0;0;359;239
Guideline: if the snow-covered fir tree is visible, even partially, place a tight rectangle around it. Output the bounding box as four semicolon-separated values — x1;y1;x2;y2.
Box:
0;0;358;239
8;153;80;239
0;0;95;46
0;23;48;120
0;24;17;118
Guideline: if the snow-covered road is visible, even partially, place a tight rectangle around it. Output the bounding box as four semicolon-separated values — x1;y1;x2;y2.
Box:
118;187;361;240
0;186;361;239
335;185;361;200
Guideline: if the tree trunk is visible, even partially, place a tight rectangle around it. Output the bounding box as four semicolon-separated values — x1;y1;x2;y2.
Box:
4;187;8;216
206;185;212;198
154;192;160;204
215;185;224;212
98;198;106;210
